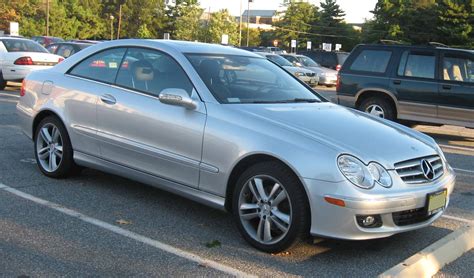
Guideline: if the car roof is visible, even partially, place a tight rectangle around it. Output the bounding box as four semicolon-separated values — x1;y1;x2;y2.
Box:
152;40;261;57
357;43;473;53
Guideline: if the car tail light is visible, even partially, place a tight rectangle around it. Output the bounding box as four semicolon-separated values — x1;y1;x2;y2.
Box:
20;80;26;97
336;64;342;71
14;57;33;65
58;57;65;63
336;74;341;91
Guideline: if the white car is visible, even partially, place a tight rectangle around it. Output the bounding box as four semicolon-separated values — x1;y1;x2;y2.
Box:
0;37;63;90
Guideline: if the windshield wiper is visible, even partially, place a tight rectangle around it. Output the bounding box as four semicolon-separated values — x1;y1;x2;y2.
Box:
248;98;320;104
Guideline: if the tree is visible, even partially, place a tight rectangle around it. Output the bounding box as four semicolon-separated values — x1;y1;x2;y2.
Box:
437;0;472;46
242;27;261;46
121;0;166;39
169;1;204;41
208;9;238;45
274;1;318;49
319;0;345;27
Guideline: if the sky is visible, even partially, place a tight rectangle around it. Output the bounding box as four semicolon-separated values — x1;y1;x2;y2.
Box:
198;0;378;23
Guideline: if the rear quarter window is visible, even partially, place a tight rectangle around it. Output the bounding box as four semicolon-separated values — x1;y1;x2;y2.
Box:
349;50;392;73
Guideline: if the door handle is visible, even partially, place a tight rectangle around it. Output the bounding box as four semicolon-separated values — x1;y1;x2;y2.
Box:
442;85;451;90
393;80;401;85
100;94;116;105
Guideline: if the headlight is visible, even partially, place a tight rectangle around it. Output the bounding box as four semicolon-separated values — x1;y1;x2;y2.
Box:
294;72;305;77
337;155;392;189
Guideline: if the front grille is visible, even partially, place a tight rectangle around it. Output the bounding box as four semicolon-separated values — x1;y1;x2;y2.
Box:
392;208;435;226
305;72;316;77
394;155;444;184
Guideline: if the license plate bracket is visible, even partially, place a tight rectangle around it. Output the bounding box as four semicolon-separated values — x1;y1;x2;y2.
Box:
426;189;447;216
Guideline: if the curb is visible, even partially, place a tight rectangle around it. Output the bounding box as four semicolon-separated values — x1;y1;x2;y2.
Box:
379;224;474;278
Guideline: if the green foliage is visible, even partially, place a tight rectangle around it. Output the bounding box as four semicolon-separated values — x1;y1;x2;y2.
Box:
363;0;473;47
168;1;204;41
319;0;345;27
208;9;238;45
242;27;262;47
274;1;318;48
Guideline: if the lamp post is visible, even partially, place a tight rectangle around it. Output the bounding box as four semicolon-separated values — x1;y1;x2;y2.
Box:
238;0;242;46
246;0;251;47
110;15;114;41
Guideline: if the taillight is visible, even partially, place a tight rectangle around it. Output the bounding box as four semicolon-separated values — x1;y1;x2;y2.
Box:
58;57;65;63
336;64;342;71
336;74;341;91
20;80;26;97
14;57;33;65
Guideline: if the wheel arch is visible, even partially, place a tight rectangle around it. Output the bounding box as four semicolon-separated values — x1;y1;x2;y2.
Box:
32;109;66;138
355;88;398;117
224;153;310;214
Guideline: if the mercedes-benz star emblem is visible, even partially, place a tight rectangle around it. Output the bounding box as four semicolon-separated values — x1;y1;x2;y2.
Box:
420;159;435;180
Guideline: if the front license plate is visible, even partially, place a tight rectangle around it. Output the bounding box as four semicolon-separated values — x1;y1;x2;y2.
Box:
427;189;447;215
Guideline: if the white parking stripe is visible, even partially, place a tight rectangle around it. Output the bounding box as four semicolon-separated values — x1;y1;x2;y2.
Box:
0;93;20;98
442;214;474;224
0;183;255;278
440;144;474;152
453;167;474;175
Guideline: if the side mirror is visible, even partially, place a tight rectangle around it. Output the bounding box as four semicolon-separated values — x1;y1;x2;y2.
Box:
159;88;197;110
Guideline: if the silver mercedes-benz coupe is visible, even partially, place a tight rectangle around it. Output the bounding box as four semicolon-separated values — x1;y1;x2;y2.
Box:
17;40;455;253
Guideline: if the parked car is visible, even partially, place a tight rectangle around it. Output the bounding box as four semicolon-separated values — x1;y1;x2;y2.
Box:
337;44;474;128
255;52;319;86
0;37;64;90
299;50;349;71
281;53;338;86
17;40;455;253
46;42;94;58
31;36;64;47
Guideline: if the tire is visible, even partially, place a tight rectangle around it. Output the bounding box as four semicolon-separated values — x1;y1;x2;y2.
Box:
232;161;310;253
34;116;80;178
0;72;6;90
359;96;396;121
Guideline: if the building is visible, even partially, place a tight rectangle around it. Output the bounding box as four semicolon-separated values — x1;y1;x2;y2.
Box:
239;10;279;30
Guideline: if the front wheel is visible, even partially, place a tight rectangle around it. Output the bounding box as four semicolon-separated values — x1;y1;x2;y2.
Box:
34;116;79;178
233;162;309;253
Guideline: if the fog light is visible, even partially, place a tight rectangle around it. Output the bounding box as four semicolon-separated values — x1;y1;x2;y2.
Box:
356;215;382;228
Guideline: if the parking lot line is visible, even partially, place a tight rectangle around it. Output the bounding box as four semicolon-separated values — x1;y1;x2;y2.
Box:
442;214;474;224
440;144;474;152
0;93;19;98
453;167;474;175
0;183;255;278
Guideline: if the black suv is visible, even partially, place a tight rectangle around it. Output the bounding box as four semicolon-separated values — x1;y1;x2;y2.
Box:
337;44;474;128
298;50;349;70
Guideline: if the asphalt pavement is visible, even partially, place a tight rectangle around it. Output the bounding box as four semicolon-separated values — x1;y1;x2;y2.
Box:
1;83;473;277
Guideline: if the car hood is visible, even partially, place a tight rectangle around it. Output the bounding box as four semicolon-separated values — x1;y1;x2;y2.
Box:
282;66;313;74
231;102;438;169
305;66;337;76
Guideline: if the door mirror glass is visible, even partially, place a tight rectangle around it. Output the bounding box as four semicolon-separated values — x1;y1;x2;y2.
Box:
159;88;197;109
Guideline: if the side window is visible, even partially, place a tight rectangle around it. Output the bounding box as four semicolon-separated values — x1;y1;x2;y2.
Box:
398;51;435;79
115;48;193;96
442;54;474;83
69;48;126;83
57;45;74;58
349;50;392;73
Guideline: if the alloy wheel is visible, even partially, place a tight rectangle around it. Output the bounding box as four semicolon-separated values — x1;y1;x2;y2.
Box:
366;104;385;118
36;123;63;172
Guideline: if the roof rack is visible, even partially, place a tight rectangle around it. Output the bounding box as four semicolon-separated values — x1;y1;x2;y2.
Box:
427;42;449;48
378;39;403;45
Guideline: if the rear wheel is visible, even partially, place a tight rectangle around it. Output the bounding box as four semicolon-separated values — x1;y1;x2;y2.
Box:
359;96;396;121
34;116;80;178
233;161;309;253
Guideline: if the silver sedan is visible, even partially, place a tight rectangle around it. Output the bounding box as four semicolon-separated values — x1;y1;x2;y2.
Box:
17;40;455;253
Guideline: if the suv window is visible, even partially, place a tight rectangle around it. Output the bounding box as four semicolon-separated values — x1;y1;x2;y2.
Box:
442;54;474;83
69;48;126;83
115;47;193;96
350;50;392;73
398;51;435;79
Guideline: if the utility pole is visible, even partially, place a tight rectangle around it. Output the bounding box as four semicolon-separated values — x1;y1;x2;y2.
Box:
117;5;122;39
238;0;242;46
246;0;251;47
46;0;50;36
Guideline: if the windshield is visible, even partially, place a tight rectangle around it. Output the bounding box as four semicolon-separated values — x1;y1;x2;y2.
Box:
186;54;322;104
299;56;319;67
1;39;48;53
266;55;293;67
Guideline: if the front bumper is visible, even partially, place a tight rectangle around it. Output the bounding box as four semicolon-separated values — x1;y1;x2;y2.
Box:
297;75;319;86
304;166;456;240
